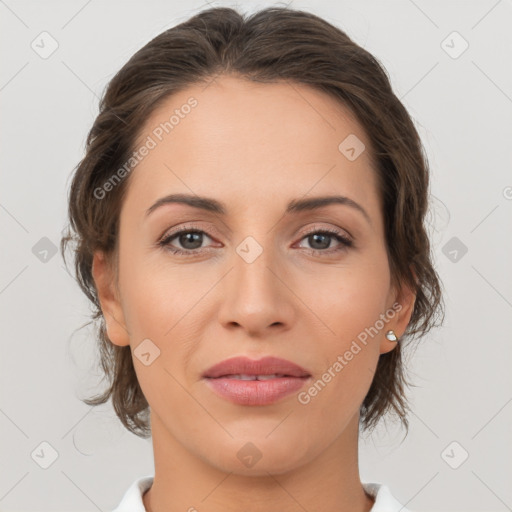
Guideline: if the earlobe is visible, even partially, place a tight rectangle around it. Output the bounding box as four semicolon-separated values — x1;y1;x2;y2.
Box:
91;250;130;347
379;282;416;355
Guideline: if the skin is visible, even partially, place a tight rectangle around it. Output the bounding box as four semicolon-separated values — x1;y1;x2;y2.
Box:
92;75;415;512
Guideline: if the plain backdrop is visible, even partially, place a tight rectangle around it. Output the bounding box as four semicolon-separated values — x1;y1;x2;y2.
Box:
1;1;511;511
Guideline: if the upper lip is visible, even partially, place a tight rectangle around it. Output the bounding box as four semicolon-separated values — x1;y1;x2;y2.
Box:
202;356;311;379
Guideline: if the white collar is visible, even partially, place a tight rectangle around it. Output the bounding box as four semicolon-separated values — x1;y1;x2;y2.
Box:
112;476;411;512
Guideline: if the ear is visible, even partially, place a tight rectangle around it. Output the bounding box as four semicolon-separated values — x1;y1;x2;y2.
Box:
379;278;416;355
91;250;130;347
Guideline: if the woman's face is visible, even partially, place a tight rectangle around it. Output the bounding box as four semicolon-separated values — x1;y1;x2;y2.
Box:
94;75;413;475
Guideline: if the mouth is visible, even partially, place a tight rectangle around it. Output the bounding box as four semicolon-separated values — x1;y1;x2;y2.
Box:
208;373;304;380
202;356;311;406
202;355;311;380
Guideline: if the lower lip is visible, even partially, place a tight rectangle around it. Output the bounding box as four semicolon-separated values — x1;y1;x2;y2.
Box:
204;376;310;406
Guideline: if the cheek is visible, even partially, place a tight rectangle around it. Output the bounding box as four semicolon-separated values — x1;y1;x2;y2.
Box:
117;238;194;336
120;256;199;414
296;272;389;428
298;250;391;393
299;250;391;338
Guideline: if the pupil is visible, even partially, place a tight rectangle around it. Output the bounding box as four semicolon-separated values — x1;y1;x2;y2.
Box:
310;233;329;250
180;232;202;249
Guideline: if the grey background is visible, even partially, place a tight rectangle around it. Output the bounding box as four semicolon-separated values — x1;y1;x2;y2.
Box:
1;0;511;511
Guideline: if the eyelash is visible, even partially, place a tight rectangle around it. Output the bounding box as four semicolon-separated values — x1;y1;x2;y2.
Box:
158;224;353;257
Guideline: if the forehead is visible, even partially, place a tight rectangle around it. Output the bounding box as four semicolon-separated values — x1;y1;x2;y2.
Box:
124;75;380;221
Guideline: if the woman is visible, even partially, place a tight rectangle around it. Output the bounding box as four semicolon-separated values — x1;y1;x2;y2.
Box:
61;6;444;511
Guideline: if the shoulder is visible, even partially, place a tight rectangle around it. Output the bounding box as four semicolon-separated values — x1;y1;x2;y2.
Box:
362;482;413;512
111;475;154;512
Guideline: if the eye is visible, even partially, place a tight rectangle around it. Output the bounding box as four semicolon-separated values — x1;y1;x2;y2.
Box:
296;228;353;254
158;224;354;257
158;224;216;256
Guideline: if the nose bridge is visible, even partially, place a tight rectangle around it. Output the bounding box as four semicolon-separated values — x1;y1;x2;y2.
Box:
230;210;281;287
217;230;294;333
233;236;279;292
232;232;282;302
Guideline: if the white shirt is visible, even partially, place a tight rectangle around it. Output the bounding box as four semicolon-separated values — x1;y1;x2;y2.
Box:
112;475;411;511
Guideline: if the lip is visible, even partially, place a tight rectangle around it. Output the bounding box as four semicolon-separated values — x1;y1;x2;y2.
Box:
202;356;311;406
202;356;311;379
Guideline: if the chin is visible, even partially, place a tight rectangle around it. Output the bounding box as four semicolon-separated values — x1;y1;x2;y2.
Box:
202;434;313;476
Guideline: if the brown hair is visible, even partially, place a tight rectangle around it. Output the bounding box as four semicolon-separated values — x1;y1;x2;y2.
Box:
61;6;444;438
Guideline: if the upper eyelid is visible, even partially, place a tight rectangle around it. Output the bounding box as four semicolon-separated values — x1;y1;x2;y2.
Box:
159;223;217;243
160;223;352;246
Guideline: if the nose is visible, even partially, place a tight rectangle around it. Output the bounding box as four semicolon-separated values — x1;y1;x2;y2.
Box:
217;242;296;336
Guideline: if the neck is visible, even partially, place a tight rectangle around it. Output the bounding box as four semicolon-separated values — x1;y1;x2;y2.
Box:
143;410;374;512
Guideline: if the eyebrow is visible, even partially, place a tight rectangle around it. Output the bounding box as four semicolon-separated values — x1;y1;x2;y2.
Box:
145;193;371;224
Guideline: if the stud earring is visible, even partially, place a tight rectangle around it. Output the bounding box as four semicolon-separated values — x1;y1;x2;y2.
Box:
385;330;399;342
